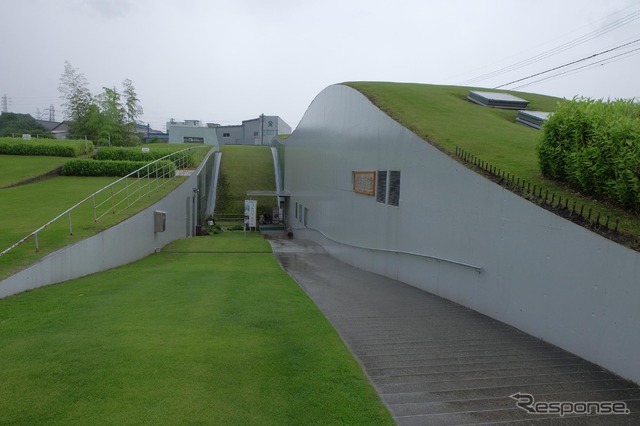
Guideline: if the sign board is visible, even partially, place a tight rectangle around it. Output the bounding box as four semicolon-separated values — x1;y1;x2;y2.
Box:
244;200;257;228
22;134;32;140
352;171;376;196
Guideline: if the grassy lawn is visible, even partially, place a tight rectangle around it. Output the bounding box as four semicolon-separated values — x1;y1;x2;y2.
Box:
346;82;640;241
0;155;70;188
0;233;393;425
216;145;276;216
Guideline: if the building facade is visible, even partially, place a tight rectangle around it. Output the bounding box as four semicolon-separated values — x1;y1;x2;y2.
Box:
215;115;291;145
280;84;640;384
167;119;219;145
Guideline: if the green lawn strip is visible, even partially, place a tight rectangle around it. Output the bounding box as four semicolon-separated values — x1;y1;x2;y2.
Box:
0;175;186;280
345;82;640;240
216;145;276;216
163;231;269;252
0;233;393;425
0;155;69;188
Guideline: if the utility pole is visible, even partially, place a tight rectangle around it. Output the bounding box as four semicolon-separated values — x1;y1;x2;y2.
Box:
49;104;55;122
1;94;7;113
260;113;264;145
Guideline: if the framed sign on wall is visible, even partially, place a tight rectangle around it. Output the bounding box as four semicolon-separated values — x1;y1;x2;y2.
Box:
352;171;376;196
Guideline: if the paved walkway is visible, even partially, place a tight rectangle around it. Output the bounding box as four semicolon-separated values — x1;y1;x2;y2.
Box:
266;236;640;425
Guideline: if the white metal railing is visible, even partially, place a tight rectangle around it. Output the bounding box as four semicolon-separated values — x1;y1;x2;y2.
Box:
297;226;483;273
1;146;210;257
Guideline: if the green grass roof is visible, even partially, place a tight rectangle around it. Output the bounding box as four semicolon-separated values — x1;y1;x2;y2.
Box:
344;82;640;247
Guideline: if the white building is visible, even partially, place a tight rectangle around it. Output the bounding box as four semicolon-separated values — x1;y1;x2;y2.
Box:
215;114;291;145
167;119;219;145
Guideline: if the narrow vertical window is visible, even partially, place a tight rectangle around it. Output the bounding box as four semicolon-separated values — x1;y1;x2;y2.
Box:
295;202;298;219
304;208;309;227
376;170;387;204
388;171;401;206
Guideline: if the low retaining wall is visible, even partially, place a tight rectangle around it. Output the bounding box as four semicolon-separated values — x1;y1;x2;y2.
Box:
0;148;216;299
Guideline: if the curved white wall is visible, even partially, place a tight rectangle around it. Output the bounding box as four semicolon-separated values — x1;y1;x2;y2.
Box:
283;84;640;383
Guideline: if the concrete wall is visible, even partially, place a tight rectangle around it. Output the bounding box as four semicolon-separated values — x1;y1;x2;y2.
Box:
0;148;218;299
215;125;243;145
168;125;219;145
276;116;292;135
216;117;292;146
282;84;640;384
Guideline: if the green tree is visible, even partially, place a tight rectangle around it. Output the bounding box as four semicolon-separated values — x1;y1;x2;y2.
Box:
96;86;126;144
122;78;143;137
58;61;92;128
58;62;143;145
0;112;53;138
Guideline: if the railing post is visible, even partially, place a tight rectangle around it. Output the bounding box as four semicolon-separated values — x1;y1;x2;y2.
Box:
68;211;73;235
147;164;151;196
93;194;97;222
35;232;39;252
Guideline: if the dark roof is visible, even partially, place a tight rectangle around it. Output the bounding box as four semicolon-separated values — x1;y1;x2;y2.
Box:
35;120;62;131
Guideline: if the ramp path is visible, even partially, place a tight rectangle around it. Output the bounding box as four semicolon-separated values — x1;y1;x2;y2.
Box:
266;236;640;425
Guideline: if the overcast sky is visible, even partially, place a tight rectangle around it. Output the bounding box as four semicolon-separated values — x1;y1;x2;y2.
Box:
2;0;639;131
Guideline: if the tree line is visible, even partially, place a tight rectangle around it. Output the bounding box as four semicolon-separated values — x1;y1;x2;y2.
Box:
59;61;144;146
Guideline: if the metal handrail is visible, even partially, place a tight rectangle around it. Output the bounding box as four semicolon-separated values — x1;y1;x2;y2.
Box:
0;146;210;257
297;226;483;273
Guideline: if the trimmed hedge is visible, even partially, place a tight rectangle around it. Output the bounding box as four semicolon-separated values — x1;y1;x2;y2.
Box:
61;159;176;177
537;97;640;211
95;147;195;168
0;138;94;157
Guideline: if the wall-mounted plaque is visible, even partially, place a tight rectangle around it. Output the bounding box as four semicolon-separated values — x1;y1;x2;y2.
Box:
352;171;376;196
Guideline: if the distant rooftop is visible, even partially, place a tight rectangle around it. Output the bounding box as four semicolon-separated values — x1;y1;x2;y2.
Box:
467;90;529;110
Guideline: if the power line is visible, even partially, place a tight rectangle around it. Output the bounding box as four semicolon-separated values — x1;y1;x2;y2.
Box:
510;46;640;90
494;37;640;89
459;6;640;85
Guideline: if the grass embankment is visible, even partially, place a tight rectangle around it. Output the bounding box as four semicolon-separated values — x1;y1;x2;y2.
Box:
345;82;640;240
0;155;69;188
0;144;211;280
215;145;276;217
0;233;393;425
0;176;185;280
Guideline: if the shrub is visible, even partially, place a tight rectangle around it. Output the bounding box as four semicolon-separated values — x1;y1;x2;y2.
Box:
94;147;195;167
537;97;640;211
0;138;94;157
61;159;176;177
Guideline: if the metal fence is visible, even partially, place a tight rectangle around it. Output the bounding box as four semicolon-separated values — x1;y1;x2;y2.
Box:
454;146;638;249
0;146;209;257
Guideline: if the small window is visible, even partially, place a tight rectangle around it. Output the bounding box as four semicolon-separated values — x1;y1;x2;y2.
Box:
388;171;401;206
222;132;230;138
376;171;387;204
253;131;259;137
183;136;204;143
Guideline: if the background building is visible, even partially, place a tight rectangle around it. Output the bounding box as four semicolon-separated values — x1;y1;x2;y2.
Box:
215;114;291;145
167;119;219;145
